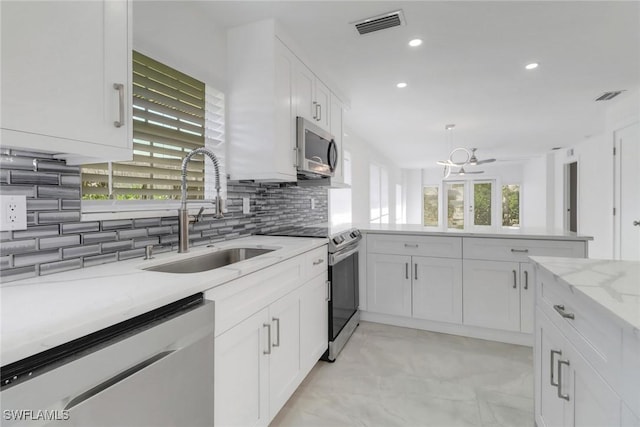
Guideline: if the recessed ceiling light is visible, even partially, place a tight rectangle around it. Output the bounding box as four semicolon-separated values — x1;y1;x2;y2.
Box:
525;62;539;70
408;38;423;47
445;124;456;130
396;82;407;88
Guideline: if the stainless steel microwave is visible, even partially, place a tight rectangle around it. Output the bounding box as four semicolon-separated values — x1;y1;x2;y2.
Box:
296;117;338;178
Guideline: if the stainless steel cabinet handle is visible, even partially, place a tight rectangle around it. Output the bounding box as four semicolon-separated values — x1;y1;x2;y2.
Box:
326;280;331;302
312;101;317;119
512;270;517;289
317;104;322;122
634;220;640;226
272;318;280;347
405;262;409;279
553;304;575;320
263;323;271;354
524;270;529;290
313;258;324;266
414;264;418;280
113;83;125;128
511;248;529;253
550;349;562;387
404;243;419;248
557;359;571;401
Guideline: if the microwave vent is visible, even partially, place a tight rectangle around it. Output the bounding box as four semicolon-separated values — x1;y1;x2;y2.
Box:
353;10;405;35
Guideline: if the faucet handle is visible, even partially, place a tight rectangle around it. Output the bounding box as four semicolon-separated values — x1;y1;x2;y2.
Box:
215;196;225;219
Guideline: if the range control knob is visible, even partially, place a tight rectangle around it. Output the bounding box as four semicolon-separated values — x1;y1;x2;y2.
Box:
350;230;360;238
333;235;344;245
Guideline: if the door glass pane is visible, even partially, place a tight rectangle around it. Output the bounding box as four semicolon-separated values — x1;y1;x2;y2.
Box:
446;182;464;229
474;182;492;226
423;186;439;226
502;184;521;227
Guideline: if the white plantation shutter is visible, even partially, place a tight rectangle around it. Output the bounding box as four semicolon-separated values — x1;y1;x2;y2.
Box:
82;51;225;202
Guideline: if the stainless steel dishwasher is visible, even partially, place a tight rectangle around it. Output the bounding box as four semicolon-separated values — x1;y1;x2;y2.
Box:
1;293;214;427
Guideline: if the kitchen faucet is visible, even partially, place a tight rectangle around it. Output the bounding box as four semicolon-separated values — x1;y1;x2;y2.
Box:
179;147;223;253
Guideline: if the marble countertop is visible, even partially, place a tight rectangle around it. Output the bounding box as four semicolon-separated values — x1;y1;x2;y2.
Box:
0;235;327;366
357;223;592;241
530;256;640;331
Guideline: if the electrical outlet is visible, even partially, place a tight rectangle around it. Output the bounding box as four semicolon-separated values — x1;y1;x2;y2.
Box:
0;195;28;231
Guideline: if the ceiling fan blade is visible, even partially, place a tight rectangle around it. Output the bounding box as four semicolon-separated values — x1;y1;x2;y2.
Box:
475;158;496;165
436;160;453;166
466;170;485;174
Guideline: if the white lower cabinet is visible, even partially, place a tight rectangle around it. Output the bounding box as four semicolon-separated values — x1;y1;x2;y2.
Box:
215;308;270;427
536;308;621;427
366;254;412;317
463;260;533;332
211;246;328;426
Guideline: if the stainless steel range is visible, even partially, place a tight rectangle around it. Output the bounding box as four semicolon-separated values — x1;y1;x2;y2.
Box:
263;225;361;361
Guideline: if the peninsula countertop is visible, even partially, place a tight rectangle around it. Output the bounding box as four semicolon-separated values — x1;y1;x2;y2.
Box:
0;235;327;366
530;256;640;331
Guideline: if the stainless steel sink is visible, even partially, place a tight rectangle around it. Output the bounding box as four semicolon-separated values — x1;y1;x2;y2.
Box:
144;248;275;274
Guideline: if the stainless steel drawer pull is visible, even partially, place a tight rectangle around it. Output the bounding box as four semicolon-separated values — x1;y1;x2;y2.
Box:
510;248;529;253
405;263;409;279
524;270;529;290
113;83;125;128
553;304;575;320
404;243;419;248
272;318;280;347
557;358;571;401
512;270;517;288
313;258;324;266
263;323;271;354
414;263;418;280
550;349;562;387
326;280;331;302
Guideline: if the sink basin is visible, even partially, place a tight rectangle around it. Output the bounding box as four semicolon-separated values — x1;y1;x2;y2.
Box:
144;248;275;274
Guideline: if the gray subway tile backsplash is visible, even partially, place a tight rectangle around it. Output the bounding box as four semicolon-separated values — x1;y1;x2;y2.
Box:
0;150;328;283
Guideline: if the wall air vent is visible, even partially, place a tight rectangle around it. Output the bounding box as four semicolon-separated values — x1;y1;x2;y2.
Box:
595;90;625;101
353;10;405;35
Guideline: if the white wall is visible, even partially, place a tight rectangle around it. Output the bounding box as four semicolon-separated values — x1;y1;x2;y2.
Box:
343;127;402;224
132;2;226;89
522;156;547;228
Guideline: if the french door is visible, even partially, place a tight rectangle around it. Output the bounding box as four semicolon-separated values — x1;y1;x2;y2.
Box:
444;180;495;231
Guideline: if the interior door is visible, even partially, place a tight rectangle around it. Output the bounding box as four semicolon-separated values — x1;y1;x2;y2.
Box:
615;121;640;260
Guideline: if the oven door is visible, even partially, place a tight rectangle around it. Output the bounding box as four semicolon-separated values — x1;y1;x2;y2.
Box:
328;244;359;341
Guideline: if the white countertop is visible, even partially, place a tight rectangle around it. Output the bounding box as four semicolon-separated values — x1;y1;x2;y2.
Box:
530;256;640;331
0;236;327;366
357;223;592;241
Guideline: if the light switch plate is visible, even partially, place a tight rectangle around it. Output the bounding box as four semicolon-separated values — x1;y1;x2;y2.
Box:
0;195;28;231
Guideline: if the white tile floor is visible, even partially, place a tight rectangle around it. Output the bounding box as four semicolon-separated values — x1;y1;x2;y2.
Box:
271;321;534;427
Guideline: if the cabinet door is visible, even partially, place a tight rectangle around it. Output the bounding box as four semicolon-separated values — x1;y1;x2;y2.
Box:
299;274;329;374
412;256;462;324
273;40;297;178
520;262;535;333
215;308;270;427
366;254;412;316
1;0;131;161
536;309;567;427
314;79;331;131
570;347;621;427
294;61;316;122
463;260;521;331
268;290;301;418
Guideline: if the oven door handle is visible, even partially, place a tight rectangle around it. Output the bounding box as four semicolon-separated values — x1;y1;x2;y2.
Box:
329;246;359;265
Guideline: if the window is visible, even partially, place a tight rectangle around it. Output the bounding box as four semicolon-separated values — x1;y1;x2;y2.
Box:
369;163;389;224
82;51;225;212
423;186;439;226
502;184;521;227
446;182;465;229
473;181;492;227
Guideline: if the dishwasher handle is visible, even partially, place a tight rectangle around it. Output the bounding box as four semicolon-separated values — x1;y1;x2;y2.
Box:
64;350;175;410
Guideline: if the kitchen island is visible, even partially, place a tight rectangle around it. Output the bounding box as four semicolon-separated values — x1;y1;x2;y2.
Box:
356;225;592;345
532;257;640;426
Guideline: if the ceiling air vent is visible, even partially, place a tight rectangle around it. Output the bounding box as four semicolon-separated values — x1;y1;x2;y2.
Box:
353;10;405;35
595;90;625;101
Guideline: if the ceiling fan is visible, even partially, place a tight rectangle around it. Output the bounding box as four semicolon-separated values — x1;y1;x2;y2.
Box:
449;166;484;176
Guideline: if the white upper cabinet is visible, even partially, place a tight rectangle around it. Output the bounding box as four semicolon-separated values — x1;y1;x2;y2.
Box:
1;0;132;164
293;62;330;133
329;93;347;186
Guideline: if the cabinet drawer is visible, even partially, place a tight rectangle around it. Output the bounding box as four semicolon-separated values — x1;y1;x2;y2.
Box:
537;268;622;391
463;237;585;262
305;245;328;280
367;234;461;259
